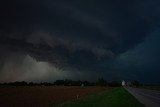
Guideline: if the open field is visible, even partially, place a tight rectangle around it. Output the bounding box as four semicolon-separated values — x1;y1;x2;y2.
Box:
63;87;145;107
141;86;160;91
0;86;108;107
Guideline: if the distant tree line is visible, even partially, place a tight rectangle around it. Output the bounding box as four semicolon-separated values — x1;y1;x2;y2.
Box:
131;80;142;87
0;81;54;86
1;78;143;87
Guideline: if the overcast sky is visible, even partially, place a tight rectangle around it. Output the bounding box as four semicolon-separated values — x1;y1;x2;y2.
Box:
0;0;160;83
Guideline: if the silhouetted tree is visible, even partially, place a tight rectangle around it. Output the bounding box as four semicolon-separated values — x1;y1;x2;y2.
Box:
131;80;141;87
108;81;120;87
96;78;107;86
7;81;28;86
28;82;34;86
54;80;65;86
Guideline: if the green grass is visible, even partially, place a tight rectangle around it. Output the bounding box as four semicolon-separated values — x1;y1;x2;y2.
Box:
61;87;144;107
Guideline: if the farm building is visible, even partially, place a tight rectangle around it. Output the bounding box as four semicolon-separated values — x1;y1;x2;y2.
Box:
122;80;126;86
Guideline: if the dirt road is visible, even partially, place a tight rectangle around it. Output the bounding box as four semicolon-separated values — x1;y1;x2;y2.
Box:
125;87;160;107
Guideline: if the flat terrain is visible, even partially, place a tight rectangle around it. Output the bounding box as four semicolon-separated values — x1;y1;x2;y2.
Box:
62;87;144;107
125;87;160;107
141;86;160;91
0;86;107;107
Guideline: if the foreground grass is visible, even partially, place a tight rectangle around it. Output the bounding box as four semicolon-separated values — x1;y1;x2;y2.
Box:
61;87;144;107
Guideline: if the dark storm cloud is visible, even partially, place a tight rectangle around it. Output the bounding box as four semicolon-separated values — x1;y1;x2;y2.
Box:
111;30;160;83
0;0;160;82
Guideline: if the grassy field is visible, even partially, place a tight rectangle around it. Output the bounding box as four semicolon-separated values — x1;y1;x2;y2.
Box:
62;87;145;107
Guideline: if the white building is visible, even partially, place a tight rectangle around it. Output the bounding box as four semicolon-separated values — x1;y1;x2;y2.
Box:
122;80;126;86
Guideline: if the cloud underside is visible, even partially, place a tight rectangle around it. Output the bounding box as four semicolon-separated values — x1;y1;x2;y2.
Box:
0;0;159;82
